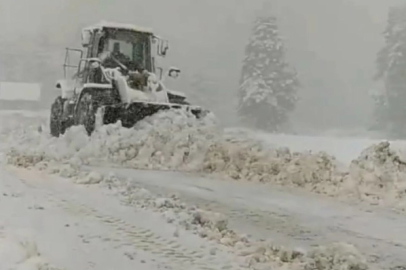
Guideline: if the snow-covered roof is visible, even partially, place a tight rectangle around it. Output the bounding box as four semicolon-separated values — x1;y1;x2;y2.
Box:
83;20;154;34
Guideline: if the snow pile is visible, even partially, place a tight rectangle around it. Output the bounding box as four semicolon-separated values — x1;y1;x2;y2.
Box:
202;139;347;195
6;109;219;171
303;243;368;270
4;110;349;197
237;241;367;270
0;235;62;270
349;141;406;208
88;172;369;270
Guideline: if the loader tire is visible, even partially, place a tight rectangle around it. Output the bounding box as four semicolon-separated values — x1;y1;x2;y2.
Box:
50;96;64;137
75;92;97;136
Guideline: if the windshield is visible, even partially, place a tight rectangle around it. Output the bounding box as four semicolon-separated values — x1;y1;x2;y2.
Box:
100;29;152;71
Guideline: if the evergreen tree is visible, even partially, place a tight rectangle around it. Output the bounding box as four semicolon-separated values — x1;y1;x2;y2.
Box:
375;5;406;136
237;15;299;132
369;86;389;131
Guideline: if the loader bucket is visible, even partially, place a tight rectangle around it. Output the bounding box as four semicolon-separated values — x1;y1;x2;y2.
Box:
101;102;206;128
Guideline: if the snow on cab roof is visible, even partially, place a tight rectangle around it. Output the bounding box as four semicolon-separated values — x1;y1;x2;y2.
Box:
83;20;154;34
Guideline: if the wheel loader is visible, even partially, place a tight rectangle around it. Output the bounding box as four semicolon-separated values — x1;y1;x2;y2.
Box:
50;21;207;137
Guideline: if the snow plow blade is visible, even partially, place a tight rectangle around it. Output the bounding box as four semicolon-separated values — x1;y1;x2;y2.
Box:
100;102;207;128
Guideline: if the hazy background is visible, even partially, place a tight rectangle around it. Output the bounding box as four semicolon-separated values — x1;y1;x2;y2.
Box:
0;0;403;133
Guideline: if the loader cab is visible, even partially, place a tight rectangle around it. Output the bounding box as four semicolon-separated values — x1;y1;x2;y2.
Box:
81;22;169;75
92;27;153;72
62;22;171;91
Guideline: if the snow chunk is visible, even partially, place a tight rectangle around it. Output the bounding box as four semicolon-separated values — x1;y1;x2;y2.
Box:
192;209;228;232
305;242;368;270
349;141;406;208
75;171;104;185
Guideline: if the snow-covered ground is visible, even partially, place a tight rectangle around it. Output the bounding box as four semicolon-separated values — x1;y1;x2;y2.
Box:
0;166;248;270
2;110;406;269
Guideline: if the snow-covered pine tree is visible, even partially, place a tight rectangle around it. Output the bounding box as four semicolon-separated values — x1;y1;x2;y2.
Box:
237;14;299;132
369;86;389;131
375;5;406;136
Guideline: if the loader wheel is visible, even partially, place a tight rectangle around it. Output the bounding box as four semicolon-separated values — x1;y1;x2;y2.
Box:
50;96;64;137
76;92;97;136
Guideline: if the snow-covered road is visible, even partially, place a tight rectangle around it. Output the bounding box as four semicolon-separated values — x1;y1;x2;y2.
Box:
86;165;406;269
3;161;405;269
1;166;246;270
2;163;381;270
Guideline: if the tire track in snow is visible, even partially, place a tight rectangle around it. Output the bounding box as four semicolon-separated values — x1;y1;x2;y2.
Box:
13;168;245;270
53;197;244;270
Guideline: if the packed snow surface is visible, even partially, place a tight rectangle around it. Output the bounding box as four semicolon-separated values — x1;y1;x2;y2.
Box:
0;233;61;270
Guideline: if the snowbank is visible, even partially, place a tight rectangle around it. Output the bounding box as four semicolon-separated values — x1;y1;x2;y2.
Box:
226;127;380;165
4;109;349;198
0;234;62;270
349;141;406;209
5;110;406;210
